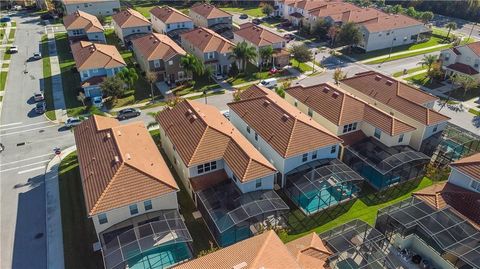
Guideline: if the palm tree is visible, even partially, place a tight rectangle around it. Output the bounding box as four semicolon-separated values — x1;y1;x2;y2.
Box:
181;53;204;79
117;67;139;91
333;68;346;85
145;71;157;102
445;22;457;40
418;54;438;72
259;46;274;70
147;111;160;129
231;41;257;72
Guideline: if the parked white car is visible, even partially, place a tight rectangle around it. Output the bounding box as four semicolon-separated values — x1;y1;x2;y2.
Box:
92;96;103;108
65;117;82;128
259;78;278;89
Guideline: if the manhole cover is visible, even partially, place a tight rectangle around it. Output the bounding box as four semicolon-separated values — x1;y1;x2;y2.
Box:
34;233;44;239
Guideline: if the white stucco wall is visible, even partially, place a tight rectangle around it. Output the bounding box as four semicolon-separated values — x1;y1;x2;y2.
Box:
440;45;480;78
151;14;194;34
224;163;275;193
361;122;412;147
360;24;427;52
64;0;120;16
448;168;479;193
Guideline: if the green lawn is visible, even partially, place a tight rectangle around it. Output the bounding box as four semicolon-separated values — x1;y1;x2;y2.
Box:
58;152;104;269
446;87;480;102
469;108;480;116
8;28;15;42
405;73;444;89
171;75;219;96
280;177;433;242
364;44;452;64
392;66;427;77
3;47;11;60
41;35;56;121
221;7;263;17
127;0;189;18
290;59;313;73
227;62;286;86
0;71;7;91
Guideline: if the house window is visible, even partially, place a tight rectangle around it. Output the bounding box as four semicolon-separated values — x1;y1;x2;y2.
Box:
82;72;88;78
330;145;336;154
471;180;480;192
144;200;153;211
92;68;98;73
433;124;438;133
342;123;357;133
98;213;108;224
167;24;171;29
255;133;258;141
311;150;317;160
197;161;217;174
255;179;262;188
302;153;308;162
307;108;313;117
374;128;381;139
129;204;139;215
169;60;173;65
154;60;160;68
294;100;298;107
232;174;238;182
398;134;404;143
247;126;250;133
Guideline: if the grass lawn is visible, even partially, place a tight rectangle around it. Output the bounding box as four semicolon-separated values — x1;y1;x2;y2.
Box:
2;63;8;68
58;152;104;269
261;17;283;27
405;73;444;89
364;44;452;64
172;75;219;96
221;7;263;17
41;35;56;121
4;47;11;60
446;87;480;102
469;108;480;116
227;62;286;86
392;65;427;77
290;59;313;73
126;0;189;18
280;177;433;242
8;28;15;41
0;72;6;91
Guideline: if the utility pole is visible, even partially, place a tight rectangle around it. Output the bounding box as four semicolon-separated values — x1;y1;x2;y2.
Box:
467;23;476;42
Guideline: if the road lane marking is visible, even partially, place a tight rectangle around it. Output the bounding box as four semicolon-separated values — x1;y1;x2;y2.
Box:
18;166;45;174
0;125;58;136
0;160;51;173
0;121;52;131
0;153;53;166
0;122;22;128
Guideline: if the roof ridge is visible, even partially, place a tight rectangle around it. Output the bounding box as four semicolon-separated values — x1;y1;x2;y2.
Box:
188;125;212;166
89;163;124;215
250;231;276;268
285;119;298;158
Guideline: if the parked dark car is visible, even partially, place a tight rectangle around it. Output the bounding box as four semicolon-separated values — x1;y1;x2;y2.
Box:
284;34;295;41
239;14;248;19
40;13;54;20
117;108;141;120
35;101;46;114
252;18;262;25
0;16;11;23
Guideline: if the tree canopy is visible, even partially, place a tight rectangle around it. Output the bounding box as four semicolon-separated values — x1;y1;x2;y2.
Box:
290;44;312;65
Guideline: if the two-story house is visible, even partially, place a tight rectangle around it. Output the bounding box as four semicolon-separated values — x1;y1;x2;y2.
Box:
63;10;106;43
71;41;126;97
440;41;480;81
62;0;120;16
180;27;235;75
74;115;193;269
305;2;360;27
150;5;194;41
156;100;289;246
285;82;432;190
189;2;232;38
131;33;187;83
339;71;450;153
233;23;290;68
112;8;152;44
448;153;480;193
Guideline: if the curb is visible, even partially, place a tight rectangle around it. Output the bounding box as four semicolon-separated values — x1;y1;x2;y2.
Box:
45;145;76;269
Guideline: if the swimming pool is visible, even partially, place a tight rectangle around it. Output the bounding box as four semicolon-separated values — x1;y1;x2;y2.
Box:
127;242;192;269
293;184;357;215
218;225;252;247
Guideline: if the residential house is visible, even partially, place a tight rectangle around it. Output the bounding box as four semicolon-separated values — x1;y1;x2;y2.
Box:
174;230;332;269
440;41;480;81
227;85;345;188
71;41;126;97
61;0;120;16
273;0;297;17
149;6;194;41
284;0;335;27
112;8;152;44
305;2;360;27
189;3;232;38
285;82;431;190
447;153;480;193
156;99;288;246
131;33;187;83
233;23;290;68
180;27;234;75
339;71;450;153
63;10;106;42
74;115;192;269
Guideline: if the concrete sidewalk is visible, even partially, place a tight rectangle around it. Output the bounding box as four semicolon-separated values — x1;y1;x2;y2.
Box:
45;145;76;269
46;24;67;122
360;44;450;64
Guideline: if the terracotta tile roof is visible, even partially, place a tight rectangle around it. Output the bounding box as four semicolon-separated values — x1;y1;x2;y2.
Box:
80;75;106;87
71;41;126;71
190;2;231;19
181;27;234;53
132;33;186;61
451;153;480;181
286;232;332;269
340;71;449;126
189;169;228;192
174;230;301;269
309;2;359;18
235;23;285;47
286;83;416;136
64;0;115;3
156;100;276;182
150;6;192;24
360;13;423;32
446;63;479;75
290;12;304;18
338;8;385;24
228;85;342;158
73;115;178;216
466;41;480;56
63;10;104;33
339;130;367;146
112;8;150;28
292;0;333;12
413;182;480;225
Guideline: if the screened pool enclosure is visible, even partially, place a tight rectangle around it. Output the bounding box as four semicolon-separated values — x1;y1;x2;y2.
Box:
284;159;364;215
197;181;289;247
343;137;430;190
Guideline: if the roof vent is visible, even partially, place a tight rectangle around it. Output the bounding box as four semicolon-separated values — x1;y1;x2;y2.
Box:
332;91;339;98
125;153;131;160
386;80;393;85
106;133;111;138
263;100;270;106
322;87;329;93
189;114;198;123
185;109;193;116
117;130;121;136
232;262;248;269
114;156;120;163
282;114;290;121
375;75;382;80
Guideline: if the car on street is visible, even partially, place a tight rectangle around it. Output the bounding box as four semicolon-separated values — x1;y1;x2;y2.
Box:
92;96;103;107
0;16;11;23
33;92;44;102
239;14;248;19
8;45;18;53
252;18;262;25
65;117;82;128
284;34;295;41
40;13;54;20
259;78;278;89
117;108;141;120
35;101;46;114
33;52;42;60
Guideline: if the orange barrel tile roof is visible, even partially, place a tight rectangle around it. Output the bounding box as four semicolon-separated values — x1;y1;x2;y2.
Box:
63;10;104;33
156;100;277;182
174;230;301;269
234;23;285;47
451;152;480;181
309;2;360;19
189;2;231;19
73;115;178;216
340;71;450;126
112;8;151;28
180;27;234;53
466;41;480;56
71;41;126;71
286;232;332;269
64;0;113;3
228;85;343;158
131;33;186;61
360;13;423;32
150;6;192;24
286;82;416;136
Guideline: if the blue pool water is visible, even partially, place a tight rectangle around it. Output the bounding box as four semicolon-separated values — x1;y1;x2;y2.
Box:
294;184;357;215
360;166;399;190
441;140;464;159
128;242;192;269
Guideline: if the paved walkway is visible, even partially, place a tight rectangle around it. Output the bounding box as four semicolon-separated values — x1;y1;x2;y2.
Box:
397;69;428;79
360;43;450;64
45;24;67;122
45;146;76;269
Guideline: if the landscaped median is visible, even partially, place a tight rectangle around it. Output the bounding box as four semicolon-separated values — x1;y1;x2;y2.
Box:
41;35;56;121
